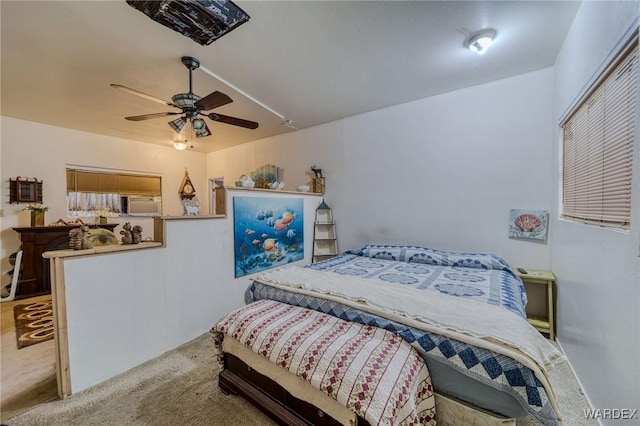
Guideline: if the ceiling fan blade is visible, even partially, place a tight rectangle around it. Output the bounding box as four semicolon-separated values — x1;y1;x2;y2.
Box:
125;112;181;121
111;84;177;108
194;91;233;111
207;113;259;129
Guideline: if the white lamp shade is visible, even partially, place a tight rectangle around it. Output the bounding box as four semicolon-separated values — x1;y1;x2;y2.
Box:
173;141;188;150
466;29;497;55
191;117;206;130
470;36;493;54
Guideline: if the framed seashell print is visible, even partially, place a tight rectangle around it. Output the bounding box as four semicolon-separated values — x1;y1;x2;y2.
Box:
508;209;549;241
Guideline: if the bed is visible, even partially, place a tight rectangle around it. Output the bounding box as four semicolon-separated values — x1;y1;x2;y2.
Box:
212;244;564;425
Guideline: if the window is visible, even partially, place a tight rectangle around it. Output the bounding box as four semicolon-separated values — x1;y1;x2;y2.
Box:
67;192;123;217
561;39;637;230
66;168;161;217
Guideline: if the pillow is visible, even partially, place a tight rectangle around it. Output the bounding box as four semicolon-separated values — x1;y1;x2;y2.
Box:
347;244;511;271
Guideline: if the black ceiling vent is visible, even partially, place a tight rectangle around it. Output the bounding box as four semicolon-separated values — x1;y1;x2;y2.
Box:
126;0;250;46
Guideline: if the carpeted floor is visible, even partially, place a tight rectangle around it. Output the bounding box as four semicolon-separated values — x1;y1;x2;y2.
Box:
6;333;596;425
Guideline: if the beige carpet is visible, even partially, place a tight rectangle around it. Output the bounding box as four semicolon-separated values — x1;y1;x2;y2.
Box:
6;333;596;425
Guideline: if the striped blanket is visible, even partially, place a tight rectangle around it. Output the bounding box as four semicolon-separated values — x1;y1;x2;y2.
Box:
212;299;437;425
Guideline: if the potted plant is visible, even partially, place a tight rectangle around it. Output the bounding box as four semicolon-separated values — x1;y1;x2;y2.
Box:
98;207;110;224
24;203;49;227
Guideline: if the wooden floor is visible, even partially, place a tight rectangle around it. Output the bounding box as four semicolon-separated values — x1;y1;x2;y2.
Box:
1;295;58;422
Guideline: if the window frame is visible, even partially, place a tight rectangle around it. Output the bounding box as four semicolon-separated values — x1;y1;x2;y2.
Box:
559;36;638;231
66;167;162;217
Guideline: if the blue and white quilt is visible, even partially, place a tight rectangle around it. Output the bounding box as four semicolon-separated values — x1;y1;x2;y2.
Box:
245;245;561;425
310;244;528;318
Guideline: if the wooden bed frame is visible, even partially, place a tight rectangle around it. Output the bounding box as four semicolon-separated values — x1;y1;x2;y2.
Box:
219;352;371;426
219;350;518;426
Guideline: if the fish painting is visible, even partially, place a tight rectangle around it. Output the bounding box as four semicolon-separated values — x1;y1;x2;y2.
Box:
234;196;304;278
263;238;276;251
281;211;295;225
255;209;274;220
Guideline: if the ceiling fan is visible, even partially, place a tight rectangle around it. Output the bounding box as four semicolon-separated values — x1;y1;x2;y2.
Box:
111;56;258;139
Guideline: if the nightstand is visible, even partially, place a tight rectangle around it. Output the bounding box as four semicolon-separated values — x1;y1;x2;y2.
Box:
516;269;555;341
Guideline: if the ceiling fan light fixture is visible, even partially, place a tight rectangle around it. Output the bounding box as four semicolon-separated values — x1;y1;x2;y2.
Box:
193;123;211;138
173;141;188;150
465;29;497;55
169;117;186;133
191;117;206;131
172;93;200;108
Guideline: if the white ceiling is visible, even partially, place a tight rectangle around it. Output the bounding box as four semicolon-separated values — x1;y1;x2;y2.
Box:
1;1;581;153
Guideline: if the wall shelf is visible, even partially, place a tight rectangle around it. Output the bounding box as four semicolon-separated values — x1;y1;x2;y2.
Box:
9;177;43;204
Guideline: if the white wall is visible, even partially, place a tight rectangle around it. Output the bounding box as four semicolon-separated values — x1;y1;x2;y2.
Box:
208;68;555;269
62;189;319;392
552;2;640;422
0;117;207;282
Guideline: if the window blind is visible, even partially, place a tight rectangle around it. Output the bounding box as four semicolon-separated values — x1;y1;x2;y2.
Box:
562;40;637;230
66;169;162;196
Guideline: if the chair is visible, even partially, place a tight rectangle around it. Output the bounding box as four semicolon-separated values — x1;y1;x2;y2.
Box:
1;250;23;302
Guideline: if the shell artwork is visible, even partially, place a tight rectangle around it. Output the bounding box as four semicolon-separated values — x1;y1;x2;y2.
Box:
514;214;542;232
508;209;549;241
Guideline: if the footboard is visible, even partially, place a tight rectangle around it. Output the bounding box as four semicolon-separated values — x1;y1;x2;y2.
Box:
220;352;371;426
220;351;518;426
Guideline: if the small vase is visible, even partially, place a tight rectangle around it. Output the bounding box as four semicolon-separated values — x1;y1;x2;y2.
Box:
312;177;326;194
31;211;45;227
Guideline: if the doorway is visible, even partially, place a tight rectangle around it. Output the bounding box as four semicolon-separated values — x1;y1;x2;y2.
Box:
209;177;225;215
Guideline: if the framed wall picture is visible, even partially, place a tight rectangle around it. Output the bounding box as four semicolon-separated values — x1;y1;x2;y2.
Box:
508;209;549;241
233;196;304;277
9;177;43;204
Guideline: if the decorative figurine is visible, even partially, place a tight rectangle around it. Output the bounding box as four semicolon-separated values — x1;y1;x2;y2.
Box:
183;200;200;215
311;165;323;179
132;225;143;244
311;165;326;194
69;225;93;250
120;222;133;245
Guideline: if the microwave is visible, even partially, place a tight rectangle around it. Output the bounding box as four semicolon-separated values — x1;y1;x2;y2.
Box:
122;196;162;216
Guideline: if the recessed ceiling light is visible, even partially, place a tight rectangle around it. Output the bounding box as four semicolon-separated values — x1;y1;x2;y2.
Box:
465;29;497;55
